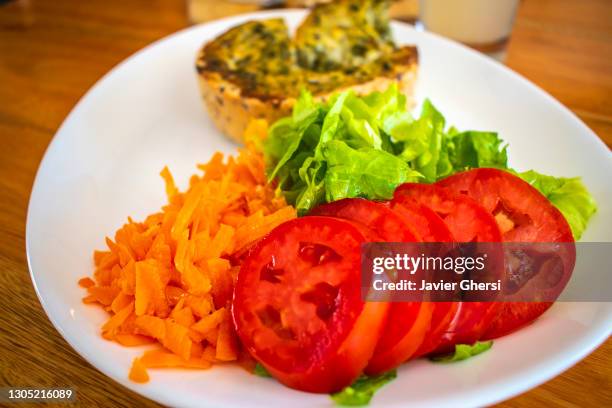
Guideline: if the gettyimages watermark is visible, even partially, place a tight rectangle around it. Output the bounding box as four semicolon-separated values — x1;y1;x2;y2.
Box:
361;242;612;302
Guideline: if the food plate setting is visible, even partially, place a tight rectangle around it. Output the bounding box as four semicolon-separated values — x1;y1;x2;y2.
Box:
26;2;611;407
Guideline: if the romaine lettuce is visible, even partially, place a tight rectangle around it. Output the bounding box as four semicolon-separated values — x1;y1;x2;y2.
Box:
323;140;420;203
253;363;272;378
263;84;596;234
331;370;397;406
516;170;597;239
430;341;493;363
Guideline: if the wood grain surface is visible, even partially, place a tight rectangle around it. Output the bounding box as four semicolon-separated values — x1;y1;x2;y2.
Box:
0;0;610;407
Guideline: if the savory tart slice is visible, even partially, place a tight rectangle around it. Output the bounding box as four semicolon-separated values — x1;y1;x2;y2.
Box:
196;19;301;142
196;1;418;142
294;0;395;71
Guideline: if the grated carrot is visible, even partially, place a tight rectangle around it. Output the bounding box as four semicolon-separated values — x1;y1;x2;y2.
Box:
140;348;212;369
78;277;95;288
115;334;155;347
129;358;149;383
216;318;239;362
79;120;295;382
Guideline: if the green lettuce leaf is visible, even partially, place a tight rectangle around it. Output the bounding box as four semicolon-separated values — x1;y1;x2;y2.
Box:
266;118;303;181
331;370;397;406
446;131;508;171
263;87;513;211
389;100;507;182
265;90;322;181
390;100;443;181
253;363;272;378
517;170;597;239
295;157;326;214
430;340;493;363
323;140;420;202
265;88;414;213
263;84;596;238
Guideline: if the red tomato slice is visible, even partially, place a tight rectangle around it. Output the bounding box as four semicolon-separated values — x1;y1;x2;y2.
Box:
395;183;502;244
393;183;503;352
310;198;432;374
365;302;434;374
437;168;575;339
413;302;457;357
232;216;389;393
389;197;459;357
389;198;453;243
310;198;420;242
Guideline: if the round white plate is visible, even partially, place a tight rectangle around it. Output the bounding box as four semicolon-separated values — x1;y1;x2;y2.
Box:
27;10;612;408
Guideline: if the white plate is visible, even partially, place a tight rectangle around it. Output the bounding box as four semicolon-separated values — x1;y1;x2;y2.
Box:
26;10;612;408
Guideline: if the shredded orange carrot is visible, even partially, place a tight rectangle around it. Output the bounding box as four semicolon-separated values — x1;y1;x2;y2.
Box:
192;308;227;335
80;120;295;382
78;277;95;288
115;334;156;347
216;318;239;362
129;358;149;383
139;348;212;369
102;302;134;334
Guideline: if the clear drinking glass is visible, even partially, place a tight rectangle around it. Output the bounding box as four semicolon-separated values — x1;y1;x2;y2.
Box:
418;0;520;61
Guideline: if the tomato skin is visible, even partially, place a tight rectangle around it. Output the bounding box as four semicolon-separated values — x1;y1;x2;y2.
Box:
365;302;433;375
390;198;460;357
389;198;453;243
394;183;503;244
311;198;434;374
437;168;575;339
377;198;458;361
310;198;420;242
436;168;574;243
265;301;389;392
481;302;551;339
233;216;389;393
393;183;503;352
412;302;458;357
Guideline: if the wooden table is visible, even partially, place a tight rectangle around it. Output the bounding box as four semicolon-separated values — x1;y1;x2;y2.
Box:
0;0;609;406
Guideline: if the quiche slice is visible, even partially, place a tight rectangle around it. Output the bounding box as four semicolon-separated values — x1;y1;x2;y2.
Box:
294;0;395;71
196;1;418;142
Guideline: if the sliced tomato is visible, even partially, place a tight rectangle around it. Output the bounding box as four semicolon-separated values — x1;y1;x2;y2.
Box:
437;168;575;339
395;183;503;244
413;302;457;357
232;217;389;393
389;198;454;243
388;198;458;359
310;198;420;242
309;198;431;374
365;302;434;374
393;183;503;353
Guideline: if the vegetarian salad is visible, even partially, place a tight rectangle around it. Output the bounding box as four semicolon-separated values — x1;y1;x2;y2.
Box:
80;84;597;405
